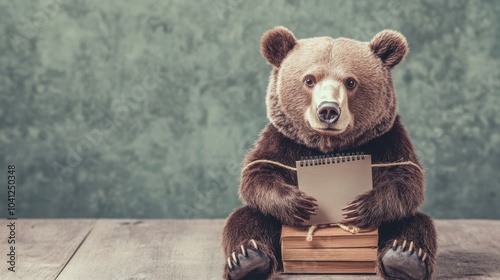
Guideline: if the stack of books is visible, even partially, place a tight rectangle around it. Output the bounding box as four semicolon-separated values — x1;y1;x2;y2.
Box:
281;225;378;274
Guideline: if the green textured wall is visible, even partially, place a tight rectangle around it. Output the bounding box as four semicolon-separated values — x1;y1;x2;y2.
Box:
1;0;499;219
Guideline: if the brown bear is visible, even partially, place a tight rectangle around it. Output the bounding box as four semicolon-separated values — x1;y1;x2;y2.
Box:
222;26;437;280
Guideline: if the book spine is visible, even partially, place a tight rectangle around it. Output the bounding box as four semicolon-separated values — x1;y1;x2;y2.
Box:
282;247;377;261
282;235;379;249
283;261;376;274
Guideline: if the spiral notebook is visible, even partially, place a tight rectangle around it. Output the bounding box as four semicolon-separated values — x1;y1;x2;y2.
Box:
296;154;372;225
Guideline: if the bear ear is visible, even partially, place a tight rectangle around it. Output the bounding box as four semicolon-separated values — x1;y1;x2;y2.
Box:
261;26;297;67
369;30;408;69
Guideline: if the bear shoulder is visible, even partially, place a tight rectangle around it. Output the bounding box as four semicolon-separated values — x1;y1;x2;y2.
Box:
361;116;421;165
244;124;302;166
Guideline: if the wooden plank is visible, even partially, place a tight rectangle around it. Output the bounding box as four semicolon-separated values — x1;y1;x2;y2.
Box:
1;219;499;279
283;247;378;261
434;220;500;280
0;219;96;280
56;219;224;280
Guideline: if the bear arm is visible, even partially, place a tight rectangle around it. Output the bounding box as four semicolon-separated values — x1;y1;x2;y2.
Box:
364;120;425;226
238;125;313;225
370;162;425;223
239;167;296;220
239;162;316;226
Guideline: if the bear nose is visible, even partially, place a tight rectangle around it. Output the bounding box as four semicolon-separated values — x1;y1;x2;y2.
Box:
317;102;341;123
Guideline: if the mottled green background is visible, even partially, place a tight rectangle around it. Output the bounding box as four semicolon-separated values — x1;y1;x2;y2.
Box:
1;0;499;219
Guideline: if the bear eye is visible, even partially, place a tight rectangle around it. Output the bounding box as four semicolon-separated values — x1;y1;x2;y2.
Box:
345;78;356;89
304;77;315;87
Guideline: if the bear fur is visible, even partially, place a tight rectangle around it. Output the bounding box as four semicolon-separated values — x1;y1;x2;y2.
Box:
222;26;437;280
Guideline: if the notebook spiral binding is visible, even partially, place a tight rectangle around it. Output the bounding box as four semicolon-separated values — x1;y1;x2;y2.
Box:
299;152;365;167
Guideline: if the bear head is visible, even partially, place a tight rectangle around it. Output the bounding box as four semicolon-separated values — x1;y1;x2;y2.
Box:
261;26;408;153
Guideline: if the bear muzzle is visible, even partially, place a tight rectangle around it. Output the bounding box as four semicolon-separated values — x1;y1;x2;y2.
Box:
316;101;341;124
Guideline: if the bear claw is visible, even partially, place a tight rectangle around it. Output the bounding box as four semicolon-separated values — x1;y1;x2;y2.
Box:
250;239;258;250
382;239;428;280
226;239;271;280
240;245;247;257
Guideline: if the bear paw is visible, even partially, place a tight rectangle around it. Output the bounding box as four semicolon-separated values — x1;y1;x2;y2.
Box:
226;239;272;280
381;239;429;280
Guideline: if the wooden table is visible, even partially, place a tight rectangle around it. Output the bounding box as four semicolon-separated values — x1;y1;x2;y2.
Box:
0;219;499;279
